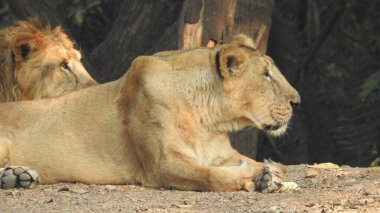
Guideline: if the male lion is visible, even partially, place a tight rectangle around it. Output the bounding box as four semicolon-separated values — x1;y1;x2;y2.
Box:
0;35;300;192
0;19;97;102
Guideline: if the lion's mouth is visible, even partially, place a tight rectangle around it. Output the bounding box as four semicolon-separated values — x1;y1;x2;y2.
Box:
264;124;282;131
244;115;289;137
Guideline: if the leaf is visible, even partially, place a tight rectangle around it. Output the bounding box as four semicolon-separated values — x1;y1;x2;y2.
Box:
277;182;300;192
58;187;70;192
306;162;340;169
359;78;378;100
174;204;193;208
370;157;380;167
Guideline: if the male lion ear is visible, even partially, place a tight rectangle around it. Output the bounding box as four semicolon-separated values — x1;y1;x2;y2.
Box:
231;34;257;49
19;44;30;60
218;47;249;78
12;42;31;62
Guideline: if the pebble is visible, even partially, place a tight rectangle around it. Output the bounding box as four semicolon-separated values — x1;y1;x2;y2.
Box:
269;206;282;213
105;185;117;191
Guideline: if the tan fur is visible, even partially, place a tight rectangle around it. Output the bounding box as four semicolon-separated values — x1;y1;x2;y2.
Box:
0;19;97;102
0;35;300;192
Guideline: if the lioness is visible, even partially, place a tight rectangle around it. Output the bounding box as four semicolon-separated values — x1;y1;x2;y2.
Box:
0;35;300;192
0;19;97;102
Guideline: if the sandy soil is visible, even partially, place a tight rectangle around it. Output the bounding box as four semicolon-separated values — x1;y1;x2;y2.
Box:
1;165;379;213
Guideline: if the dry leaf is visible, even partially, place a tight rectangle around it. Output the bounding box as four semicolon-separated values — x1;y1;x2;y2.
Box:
71;189;89;194
277;181;300;192
305;168;319;178
307;162;340;169
58;187;70;192
174;204;193;208
5;190;20;196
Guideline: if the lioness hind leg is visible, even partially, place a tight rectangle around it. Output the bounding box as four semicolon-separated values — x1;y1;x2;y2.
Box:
254;159;286;193
0;166;39;189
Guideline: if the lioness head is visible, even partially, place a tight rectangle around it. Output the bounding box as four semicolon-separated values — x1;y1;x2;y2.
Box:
0;19;97;101
216;35;300;136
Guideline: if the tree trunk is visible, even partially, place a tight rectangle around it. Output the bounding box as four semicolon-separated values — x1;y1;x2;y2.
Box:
178;0;273;52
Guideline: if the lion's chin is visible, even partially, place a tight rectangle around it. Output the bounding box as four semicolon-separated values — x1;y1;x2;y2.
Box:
263;124;288;137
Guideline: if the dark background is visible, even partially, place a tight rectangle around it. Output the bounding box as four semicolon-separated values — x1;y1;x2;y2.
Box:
0;0;378;167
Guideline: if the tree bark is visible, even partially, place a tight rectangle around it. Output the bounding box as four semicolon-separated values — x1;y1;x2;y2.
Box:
89;0;183;82
6;0;63;27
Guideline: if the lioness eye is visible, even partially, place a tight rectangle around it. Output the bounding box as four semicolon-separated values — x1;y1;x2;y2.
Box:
264;70;272;79
61;62;71;72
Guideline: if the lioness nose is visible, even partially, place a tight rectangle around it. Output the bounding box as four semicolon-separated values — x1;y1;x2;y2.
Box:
290;100;300;107
290;91;301;107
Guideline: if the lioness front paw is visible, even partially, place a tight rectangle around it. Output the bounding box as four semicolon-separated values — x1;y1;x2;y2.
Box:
0;167;39;189
255;159;286;193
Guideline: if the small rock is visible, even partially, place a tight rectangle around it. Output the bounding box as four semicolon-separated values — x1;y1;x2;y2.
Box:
340;199;350;207
105;185;117;191
321;176;338;188
46;198;53;203
269;206;282;213
305;168;319;178
305;202;315;207
359;198;375;205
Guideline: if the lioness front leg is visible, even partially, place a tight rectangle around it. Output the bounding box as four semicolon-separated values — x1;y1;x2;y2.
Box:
157;159;256;192
218;152;286;193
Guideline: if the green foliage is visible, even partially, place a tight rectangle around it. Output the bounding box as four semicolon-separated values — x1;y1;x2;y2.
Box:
67;0;102;26
0;1;15;24
326;63;345;78
359;74;379;101
370;157;380;167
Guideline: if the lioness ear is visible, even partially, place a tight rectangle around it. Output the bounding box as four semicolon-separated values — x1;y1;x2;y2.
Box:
231;34;257;49
218;47;249;78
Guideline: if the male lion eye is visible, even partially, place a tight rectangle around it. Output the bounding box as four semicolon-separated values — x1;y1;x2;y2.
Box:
61;62;71;72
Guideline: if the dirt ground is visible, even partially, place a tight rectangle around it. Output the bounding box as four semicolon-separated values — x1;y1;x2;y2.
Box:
1;164;379;213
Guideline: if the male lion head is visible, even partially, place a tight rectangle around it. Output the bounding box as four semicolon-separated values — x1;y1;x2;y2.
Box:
216;35;300;136
0;19;97;102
